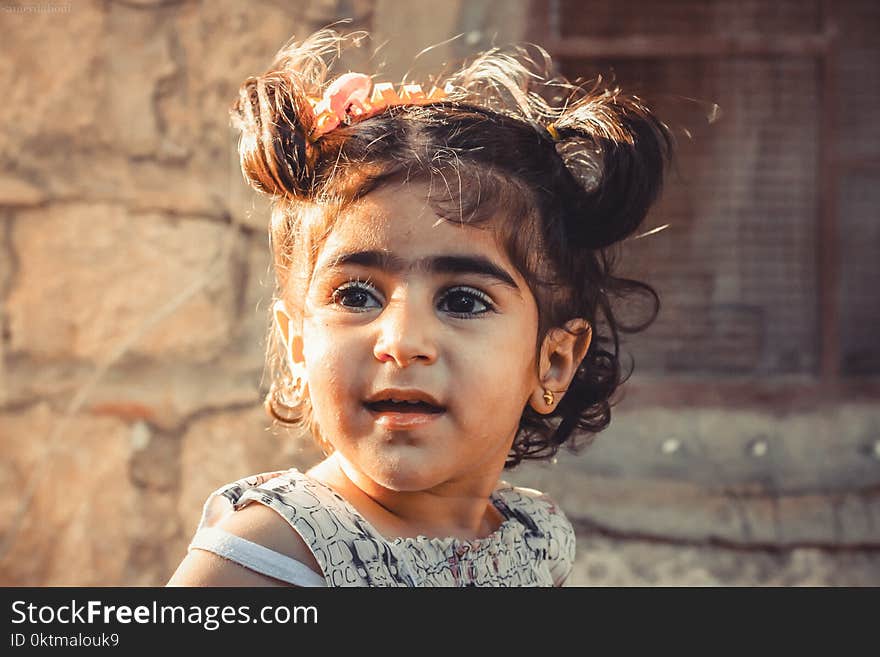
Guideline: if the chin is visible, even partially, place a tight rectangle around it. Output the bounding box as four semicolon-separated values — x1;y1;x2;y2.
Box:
362;452;447;493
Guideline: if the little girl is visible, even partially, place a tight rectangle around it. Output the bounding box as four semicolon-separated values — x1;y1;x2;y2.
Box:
168;28;673;587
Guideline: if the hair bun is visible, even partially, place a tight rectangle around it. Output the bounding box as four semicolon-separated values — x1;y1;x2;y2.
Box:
554;137;602;194
230;72;320;199
554;90;674;250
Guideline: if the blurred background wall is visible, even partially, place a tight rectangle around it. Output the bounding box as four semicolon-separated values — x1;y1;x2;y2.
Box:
1;0;877;586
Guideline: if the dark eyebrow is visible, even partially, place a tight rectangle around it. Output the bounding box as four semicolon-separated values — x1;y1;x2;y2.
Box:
318;250;521;293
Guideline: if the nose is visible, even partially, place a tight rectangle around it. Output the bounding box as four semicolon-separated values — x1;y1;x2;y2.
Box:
373;291;438;367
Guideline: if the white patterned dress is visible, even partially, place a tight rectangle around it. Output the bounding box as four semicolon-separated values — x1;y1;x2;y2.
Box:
188;468;576;587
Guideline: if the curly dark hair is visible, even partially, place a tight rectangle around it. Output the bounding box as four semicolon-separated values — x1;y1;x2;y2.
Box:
230;29;675;468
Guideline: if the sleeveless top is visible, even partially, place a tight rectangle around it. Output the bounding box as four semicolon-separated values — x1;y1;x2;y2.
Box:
187;468;576;587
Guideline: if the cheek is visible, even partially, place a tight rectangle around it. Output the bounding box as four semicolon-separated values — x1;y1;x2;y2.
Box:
457;323;538;409
302;314;362;361
301;320;365;415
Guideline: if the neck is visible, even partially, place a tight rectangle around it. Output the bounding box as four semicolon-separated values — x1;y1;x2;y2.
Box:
308;454;507;541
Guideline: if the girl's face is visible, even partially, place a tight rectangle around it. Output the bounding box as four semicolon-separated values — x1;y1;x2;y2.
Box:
286;181;546;494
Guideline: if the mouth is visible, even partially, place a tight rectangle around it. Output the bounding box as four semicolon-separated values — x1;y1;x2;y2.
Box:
362;398;446;429
363;400;445;414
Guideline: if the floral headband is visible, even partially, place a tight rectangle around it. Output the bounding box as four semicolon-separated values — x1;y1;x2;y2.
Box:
305;71;563;144
306;72;450;141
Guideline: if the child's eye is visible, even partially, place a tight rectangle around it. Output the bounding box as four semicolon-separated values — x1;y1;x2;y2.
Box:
331;280;381;312
438;287;494;318
330;281;494;318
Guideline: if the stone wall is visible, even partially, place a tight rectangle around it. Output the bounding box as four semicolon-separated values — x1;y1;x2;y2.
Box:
508;400;880;585
1;0;877;586
0;0;339;586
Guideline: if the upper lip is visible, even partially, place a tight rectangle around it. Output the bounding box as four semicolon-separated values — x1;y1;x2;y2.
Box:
364;388;446;409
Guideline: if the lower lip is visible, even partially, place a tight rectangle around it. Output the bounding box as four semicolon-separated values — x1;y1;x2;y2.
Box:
365;406;445;429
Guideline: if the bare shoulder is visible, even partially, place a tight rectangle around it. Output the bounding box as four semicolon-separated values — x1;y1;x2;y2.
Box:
167;502;323;587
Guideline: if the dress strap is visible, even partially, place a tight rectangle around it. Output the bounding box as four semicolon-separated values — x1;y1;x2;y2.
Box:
189;527;327;587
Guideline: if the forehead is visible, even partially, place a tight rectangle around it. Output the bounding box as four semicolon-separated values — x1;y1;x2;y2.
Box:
314;181;516;275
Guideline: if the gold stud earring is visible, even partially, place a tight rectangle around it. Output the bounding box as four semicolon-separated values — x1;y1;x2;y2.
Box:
543;388;554;406
283;369;308;406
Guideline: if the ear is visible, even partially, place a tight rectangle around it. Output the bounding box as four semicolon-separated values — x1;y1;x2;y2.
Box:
273;299;305;368
529;318;592;414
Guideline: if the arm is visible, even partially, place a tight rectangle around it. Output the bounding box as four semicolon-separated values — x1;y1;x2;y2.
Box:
167;549;291;587
167;502;324;587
